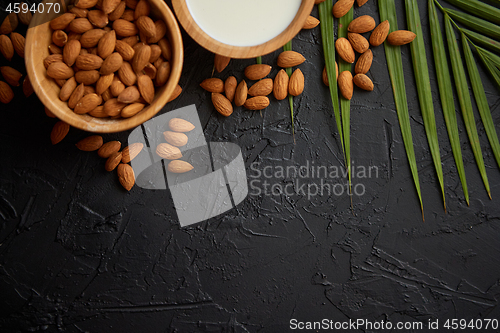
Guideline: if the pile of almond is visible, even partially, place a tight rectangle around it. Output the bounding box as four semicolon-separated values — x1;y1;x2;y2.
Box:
44;0;181;119
0;6;34;104
329;0;416;99
199;51;306;117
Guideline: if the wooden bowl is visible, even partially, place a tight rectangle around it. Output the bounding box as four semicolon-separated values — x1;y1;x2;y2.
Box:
25;0;183;133
172;0;314;59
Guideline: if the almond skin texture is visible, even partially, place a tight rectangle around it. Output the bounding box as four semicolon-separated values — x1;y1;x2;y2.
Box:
167;160;194;174
134;0;151;19
17;7;31;25
136;16;156;38
60;77;78;101
164;131;188;147
69;18;94;34
50;13;76;30
348;15;376;33
289;69;304;96
76;54;103;70
63;39;81;66
0;66;22;86
155;62;170;86
244;64;271;80
74;93;101;114
117;163;135;191
10;32;25;58
273;69;289;101
212;93;233;117
335;38;355;63
234;80;248;107
369;20;390;47
117;85;140;103
387;30;417;46
50;121;70;144
333;0;355;18
109;1;126;21
52;30;68;47
113;19;138;36
68;83;85;109
214;54;230;73
80;29;106;48
303;15;320;29
98;140;121;158
96;73;114;95
44;54;63;68
88;10;108;28
115;40;135;61
132;44;150;73
103;98;127;116
137;74;155;104
121;143;143;163
97;30;116;59
224;76;237;102
100;52;123;75
102;0;121;14
105;151;122;171
75;70;100;85
244;96;270;110
200;78;224;93
148;20;167;44
169;118;195;132
156;143;182;160
338;71;353;100
121;103;145;118
1;13;18;34
355;49;373;74
47;62;74;79
118;62;137;86
354;73;374;91
348;33;369;54
0;81;14;104
277;51;306;68
76;135;104;151
0;35;14;61
248;78;273;97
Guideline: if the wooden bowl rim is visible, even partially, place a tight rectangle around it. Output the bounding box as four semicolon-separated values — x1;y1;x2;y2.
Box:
25;0;184;133
172;0;314;59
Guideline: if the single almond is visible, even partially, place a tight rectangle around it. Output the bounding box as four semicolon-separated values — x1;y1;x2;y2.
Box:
200;78;224;93
69;7;89;18
0;35;14;61
338;71;353;100
117;85;140;103
10;32;25;58
155;61;170;86
113;19;138;36
89;105;107;117
354;73;374;91
0;66;22;86
98;140;121;158
110;77;125;96
63;39;81;66
115;39;135;61
158;38;171;60
273;69;289;101
156;143;182;160
348;15;376;33
244;64;271;80
100;52;123;75
214;54;230;73
387;30;417;46
60;77;78;101
102;0;121;14
224;76;237;102
136;16;156;38
277;50;306;68
0;81;14;104
149;45;161;63
97;30;116;59
169;118;195;132
355;49;373;74
88;10;108;28
348;33;369;54
50;13;76;30
167;84;182;102
143;63;157;80
68;83;85;108
74;93;101;114
118;61;137;86
76;53;103;70
212;93;233;117
47;62;75;79
0;13;18;34
76;135;103;151
23;76;34;97
289;68;304;96
122;142;143;163
103;98;127;116
248;78;273;97
105;151;122;171
164;131;188;147
44;54;63;69
137;74;154;104
50;121;70;144
335;38;355;63
167;160;193;174
234;80;248;107
96;73;114;95
132;44;150;73
148;20;167;44
332;0;355;18
134;0;151;19
121;102;145;118
117;163;135;191
303;15;320;29
244;96;270;110
18;4;33;25
109;1;126;21
121;9;135;21
75;70;100;84
369;20;390;47
69;18;94;34
80;28;106;47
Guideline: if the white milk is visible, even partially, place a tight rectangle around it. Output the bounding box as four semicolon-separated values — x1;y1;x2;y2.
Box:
186;0;302;47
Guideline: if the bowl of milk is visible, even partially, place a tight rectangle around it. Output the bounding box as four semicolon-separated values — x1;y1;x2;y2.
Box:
172;0;315;58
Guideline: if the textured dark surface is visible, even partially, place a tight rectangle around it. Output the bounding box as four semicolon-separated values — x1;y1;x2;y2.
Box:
1;0;500;332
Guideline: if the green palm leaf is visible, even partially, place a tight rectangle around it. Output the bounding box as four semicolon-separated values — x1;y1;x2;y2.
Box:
444;8;500;40
477;49;500;89
429;0;469;204
406;0;446;210
462;28;500;55
379;0;424;217
445;14;491;198
443;0;500;25
462;33;500;171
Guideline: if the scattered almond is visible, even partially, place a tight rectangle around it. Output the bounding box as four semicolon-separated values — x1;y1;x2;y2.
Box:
333;0;355;18
0;81;14;104
105;151;123;171
348;33;369;54
303;16;320;29
76;135;103;151
387;30;416;46
234;80;248;107
338;71;353;100
335;38;355;63
121;142;143;163
50;121;70;144
0;35;14;61
117;163;135;190
289;68;304;96
248;78;273;97
355;49;373;74
369;20;390;47
164;131;188;147
348;15;376;33
212;93;233;117
354;73;374;91
167;160;193;173
244;96;270;110
224;76;237;102
214;54;231;73
156;143;182;160
277;51;306;68
244;64;271;80
169;118;195;132
98;140;121;158
200;78;224;93
273;69;289;101
0;66;22;86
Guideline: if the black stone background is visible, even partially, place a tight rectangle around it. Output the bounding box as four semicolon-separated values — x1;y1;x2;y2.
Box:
1;0;500;332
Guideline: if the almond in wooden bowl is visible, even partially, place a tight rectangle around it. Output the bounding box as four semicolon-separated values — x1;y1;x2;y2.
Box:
25;0;183;133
